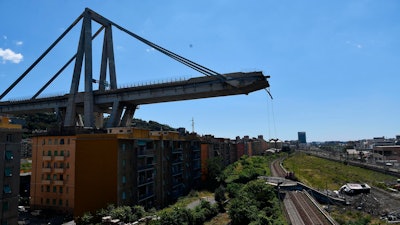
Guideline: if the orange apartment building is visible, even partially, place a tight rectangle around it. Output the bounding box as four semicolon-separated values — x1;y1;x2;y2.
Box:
30;127;202;217
31;134;76;214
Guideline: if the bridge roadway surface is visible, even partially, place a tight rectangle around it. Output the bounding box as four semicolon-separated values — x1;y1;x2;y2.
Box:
0;71;268;114
270;158;336;225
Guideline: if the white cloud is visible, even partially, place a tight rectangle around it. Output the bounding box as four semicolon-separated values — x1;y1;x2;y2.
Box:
146;47;155;52
345;40;363;49
116;45;125;51
0;48;23;64
15;41;23;46
3;35;7;40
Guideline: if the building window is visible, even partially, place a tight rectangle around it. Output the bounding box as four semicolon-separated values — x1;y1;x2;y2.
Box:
3;185;11;194
1;220;8;225
6;134;12;142
122;192;126;200
47;151;51;156
48;139;52;145
122;143;126;151
46;199;50;205
59;199;63;206
4;167;12;177
5;151;13;160
53;174;57;180
59;187;63;193
42;139;46;145
54;139;58;145
60;150;64;156
122;176;126;184
53;186;57;193
54;150;58;156
42;151;45;156
2;201;9;211
41;186;44;192
53;199;56;205
47;186;50;192
60;139;64;145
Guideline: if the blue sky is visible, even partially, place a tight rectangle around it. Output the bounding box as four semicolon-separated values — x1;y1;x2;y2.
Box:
0;1;399;142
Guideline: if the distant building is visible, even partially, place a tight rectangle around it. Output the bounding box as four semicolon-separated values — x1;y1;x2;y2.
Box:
298;132;307;144
373;136;394;146
0;116;23;225
373;145;400;163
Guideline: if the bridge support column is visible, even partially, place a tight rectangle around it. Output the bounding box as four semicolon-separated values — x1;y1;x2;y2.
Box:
95;112;104;128
106;100;123;128
83;11;94;128
120;104;137;127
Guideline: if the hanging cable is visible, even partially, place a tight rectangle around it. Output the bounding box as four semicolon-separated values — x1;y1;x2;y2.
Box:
265;88;277;140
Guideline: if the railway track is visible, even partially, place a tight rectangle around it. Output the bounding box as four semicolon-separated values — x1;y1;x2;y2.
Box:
271;158;336;225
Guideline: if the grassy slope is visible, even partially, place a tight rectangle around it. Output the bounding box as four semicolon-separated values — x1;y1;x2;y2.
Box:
283;152;397;190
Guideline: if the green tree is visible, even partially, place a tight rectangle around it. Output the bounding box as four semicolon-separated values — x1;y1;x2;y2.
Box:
229;196;258;225
132;205;146;221
77;212;93;225
205;156;225;190
110;205;133;222
158;207;193;225
214;185;226;211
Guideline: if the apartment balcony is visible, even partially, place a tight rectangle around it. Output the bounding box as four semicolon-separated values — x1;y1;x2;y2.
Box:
137;164;154;172
54;156;65;161
42;156;51;161
172;180;183;188
53;168;64;173
172;160;183;166
193;171;201;179
42;180;51;185
137;149;155;157
138;178;154;187
42;168;51;173
172;170;183;176
53;180;64;185
172;148;183;153
171;189;183;199
193;163;201;170
138;192;154;201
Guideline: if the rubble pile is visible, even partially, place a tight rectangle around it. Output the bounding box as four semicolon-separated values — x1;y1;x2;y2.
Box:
349;193;381;216
341;188;400;222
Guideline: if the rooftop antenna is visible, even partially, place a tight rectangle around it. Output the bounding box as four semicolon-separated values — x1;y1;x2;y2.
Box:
192;117;195;133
